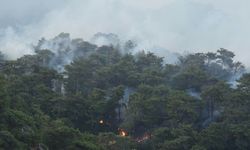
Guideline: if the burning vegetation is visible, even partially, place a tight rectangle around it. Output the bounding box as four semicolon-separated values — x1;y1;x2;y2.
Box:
99;119;104;125
0;33;249;150
118;128;128;137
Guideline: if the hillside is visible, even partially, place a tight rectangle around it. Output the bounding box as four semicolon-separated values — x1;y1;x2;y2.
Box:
0;33;249;150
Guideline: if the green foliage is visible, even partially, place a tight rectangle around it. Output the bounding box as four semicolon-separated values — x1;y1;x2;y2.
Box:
0;131;25;150
0;44;249;150
151;125;197;150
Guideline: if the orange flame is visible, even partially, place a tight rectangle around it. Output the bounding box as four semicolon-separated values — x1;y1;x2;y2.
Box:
99;120;104;124
121;131;126;136
118;128;128;137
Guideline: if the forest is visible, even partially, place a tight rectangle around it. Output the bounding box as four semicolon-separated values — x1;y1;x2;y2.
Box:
0;33;250;150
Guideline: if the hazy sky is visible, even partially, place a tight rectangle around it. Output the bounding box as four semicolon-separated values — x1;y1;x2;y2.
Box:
0;0;250;65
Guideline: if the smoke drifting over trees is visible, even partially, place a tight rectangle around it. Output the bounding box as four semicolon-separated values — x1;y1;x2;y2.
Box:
1;1;250;149
0;32;249;149
1;0;250;66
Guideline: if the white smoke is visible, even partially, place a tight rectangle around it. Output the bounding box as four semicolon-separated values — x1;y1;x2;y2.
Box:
0;0;250;66
0;27;34;59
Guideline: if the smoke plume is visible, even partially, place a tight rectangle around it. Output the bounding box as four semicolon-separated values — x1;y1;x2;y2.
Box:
0;0;250;66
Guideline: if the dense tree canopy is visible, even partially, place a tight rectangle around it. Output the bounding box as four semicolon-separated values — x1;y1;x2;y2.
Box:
0;34;249;149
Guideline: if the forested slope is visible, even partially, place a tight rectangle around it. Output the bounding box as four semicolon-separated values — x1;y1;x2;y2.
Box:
0;33;249;150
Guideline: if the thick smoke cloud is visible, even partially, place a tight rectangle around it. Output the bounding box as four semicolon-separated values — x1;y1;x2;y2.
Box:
0;0;250;65
0;0;65;28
